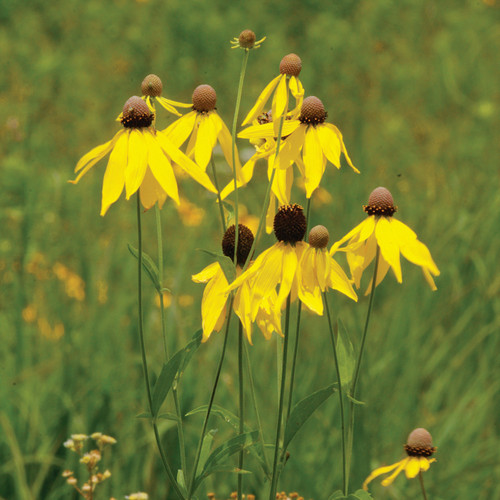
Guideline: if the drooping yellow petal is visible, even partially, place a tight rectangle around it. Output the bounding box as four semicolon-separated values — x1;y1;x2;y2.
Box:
274;243;298;314
303;126;326;197
195;114;219;171
139;167;167;211
220;155;258;200
156;96;191;116
200;264;229;341
277;124;305;170
404;457;423;479
272;75;289;130
156;131;217;193
375;217;402;282
71;131;124;184
364;251;391;295
328;258;358;301
318;124;342;167
331;217;376;254
163;111;197;148
380;458;410;486
363;460;405;491
100;131;128;216
216;114;242;176
192;262;220;283
422;268;437;291
143;131;179;205
330;124;359;173
234;281;254;344
242;75;281;126
125;129;148;199
238;120;300;140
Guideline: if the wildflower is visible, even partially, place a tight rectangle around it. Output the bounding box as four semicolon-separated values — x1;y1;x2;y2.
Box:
363;428;437;490
297;225;357;315
230;29;266;50
164;84;242;175
238;96;359;198
140;74;191;116
228;204;317;321
192;224;280;343
242;54;304;134
331;187;440;291
125;494;149;500
70;96;216;215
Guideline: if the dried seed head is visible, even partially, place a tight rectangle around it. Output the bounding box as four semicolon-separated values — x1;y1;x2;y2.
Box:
121;96;154;128
273;204;307;244
363;187;397;216
279;53;302;77
222;224;254;267
141;74;163;97
308;225;329;248
404;428;436;457
192;84;217;113
238;29;256;48
299;96;327;125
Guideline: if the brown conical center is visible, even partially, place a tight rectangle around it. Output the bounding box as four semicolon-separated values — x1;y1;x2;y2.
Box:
299;96;327;125
404;428;436;457
279;53;302;77
273;204;307;244
120;96;154;128
308;225;329;249
222;224;254;267
192;84;217;113
238;29;256;49
363;187;397;216
141;74;163;97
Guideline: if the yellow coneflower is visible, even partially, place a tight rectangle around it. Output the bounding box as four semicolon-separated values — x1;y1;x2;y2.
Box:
230;29;266;50
140;74;192;116
331;187;440;292
363;428;437;490
70;96;216;215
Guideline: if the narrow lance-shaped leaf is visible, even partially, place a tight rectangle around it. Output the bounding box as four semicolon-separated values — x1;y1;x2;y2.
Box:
283;384;336;451
151;349;184;417
128;244;162;292
336;319;355;390
200;249;236;283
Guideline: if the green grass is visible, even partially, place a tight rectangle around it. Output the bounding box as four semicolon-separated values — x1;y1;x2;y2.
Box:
1;0;499;498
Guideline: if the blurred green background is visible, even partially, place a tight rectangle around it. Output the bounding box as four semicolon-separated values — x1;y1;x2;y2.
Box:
1;0;499;498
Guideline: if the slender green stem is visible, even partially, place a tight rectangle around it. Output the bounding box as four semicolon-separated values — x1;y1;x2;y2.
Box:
210;156;227;234
231;49;250;265
243;341;271;476
188;299;233;498
237;320;244;500
269;295;291;500
346;246;380;492
418;471;429;500
242;77;290;272
323;291;347;495
136;197;185;500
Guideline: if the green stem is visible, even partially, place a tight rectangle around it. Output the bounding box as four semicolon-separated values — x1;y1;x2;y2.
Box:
237;320;244;500
323;291;347;496
242;77;290;272
346;246;380;492
231;49;250;265
243;341;271;477
210;156;227;234
188;299;233;498
418;471;429;500
136;197;185;500
269;295;291;500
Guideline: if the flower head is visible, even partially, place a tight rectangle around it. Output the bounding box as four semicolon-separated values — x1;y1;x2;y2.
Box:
70;96;216;215
331;187;440;292
238;96;359;198
140;74;192;116
230;29;266;50
192;224;279;343
164;84;242;176
297;225;357;314
363;428;437;490
242;54;305;134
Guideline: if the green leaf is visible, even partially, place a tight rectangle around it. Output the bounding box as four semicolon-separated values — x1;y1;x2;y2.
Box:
193;431;259;491
157;412;178;421
135;412;152;419
328;489;373;500
336;319;356;390
200;249;236;283
347;394;365;406
127;244;161;292
328;491;345;500
197;429;217;477
179;329;202;375
283;384;336;451
176;469;187;496
151;349;184;417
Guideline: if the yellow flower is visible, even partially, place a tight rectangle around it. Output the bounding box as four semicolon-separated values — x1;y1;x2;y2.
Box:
230;29;266;50
363;428;437;490
238;96;359;198
70;96;216;215
164;84;242;175
242;53;305;135
192;225;280;343
297;225;357;315
140;74;192;116
331;187;440;292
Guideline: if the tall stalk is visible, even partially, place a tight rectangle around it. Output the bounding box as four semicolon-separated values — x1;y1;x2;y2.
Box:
237;320;245;500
